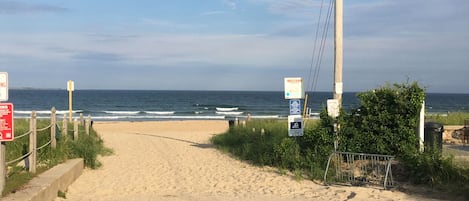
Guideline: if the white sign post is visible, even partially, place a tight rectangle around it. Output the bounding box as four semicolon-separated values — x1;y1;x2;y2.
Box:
67;80;74;122
0;73;8;101
419;101;425;152
0;72;8;193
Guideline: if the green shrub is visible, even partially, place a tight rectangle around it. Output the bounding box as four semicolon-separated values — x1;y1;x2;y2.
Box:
336;81;469;197
274;138;300;169
296;110;335;177
338;82;424;156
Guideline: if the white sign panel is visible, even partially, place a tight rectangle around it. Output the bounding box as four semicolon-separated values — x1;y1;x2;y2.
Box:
67;80;74;92
335;82;343;95
327;99;340;118
284;77;304;99
0;72;8;101
288;115;304;137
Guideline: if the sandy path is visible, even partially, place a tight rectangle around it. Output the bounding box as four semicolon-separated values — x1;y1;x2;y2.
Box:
55;121;434;201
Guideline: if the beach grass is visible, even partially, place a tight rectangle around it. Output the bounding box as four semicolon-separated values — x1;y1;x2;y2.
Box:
426;112;469;125
443;146;469;169
211;118;330;180
2;119;111;196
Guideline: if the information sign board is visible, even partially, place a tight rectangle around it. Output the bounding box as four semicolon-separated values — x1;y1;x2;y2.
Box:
327;99;340;118
284;77;304;99
288;115;303;137
289;100;301;115
0;103;14;141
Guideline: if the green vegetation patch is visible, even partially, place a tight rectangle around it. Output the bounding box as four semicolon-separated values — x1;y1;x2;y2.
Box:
3;119;112;196
211;81;469;199
426;112;469;125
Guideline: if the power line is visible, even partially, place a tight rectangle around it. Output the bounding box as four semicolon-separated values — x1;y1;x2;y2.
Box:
306;0;334;104
306;0;325;92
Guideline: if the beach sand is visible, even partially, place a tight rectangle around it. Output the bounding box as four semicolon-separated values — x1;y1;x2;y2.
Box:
54;121;438;201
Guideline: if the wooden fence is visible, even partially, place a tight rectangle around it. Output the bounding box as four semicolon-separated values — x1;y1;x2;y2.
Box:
0;107;92;193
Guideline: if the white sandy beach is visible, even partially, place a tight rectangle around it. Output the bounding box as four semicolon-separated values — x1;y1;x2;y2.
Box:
54;120;439;201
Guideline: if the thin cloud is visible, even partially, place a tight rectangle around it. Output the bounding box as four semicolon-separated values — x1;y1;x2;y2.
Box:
345;0;469;37
201;10;227;16
140;18;205;30
0;0;69;15
72;51;126;62
224;0;237;10
252;0;320;18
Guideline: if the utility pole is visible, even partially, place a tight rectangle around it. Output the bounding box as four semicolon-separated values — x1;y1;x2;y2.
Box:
332;0;343;152
333;0;343;107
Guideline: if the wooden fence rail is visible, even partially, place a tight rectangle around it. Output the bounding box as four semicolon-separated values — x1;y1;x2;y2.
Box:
0;107;92;193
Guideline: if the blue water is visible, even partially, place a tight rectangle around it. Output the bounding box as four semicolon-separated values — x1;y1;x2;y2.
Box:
7;90;469;121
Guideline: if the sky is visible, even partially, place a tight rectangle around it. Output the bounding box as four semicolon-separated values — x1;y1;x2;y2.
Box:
0;0;468;93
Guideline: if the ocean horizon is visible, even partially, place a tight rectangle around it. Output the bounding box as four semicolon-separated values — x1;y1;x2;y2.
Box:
7;89;469;121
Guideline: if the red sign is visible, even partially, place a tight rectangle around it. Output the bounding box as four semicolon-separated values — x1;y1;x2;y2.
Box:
0;103;14;141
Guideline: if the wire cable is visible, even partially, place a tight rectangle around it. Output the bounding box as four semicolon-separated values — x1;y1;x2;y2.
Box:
306;0;334;107
306;0;326;92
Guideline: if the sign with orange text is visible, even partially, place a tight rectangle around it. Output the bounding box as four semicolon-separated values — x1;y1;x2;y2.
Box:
284;77;304;99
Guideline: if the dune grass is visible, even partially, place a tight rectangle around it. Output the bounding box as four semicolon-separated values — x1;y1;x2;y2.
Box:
211;118;331;180
426;112;469;125
2;119;112;196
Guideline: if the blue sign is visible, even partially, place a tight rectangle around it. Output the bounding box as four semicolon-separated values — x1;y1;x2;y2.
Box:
289;99;301;115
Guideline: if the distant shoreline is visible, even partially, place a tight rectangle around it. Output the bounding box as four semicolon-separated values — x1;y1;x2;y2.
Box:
9;88;469;95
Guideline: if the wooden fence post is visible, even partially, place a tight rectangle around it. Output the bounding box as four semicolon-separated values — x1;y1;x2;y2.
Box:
29;111;37;173
85;115;91;135
62;114;68;137
50;107;57;148
80;113;84;125
0;142;5;193
74;119;78;140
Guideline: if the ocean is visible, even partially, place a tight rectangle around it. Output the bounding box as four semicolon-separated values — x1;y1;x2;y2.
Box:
7;90;469;121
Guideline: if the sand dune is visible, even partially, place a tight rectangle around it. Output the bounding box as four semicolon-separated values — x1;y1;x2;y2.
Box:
55;121;438;201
